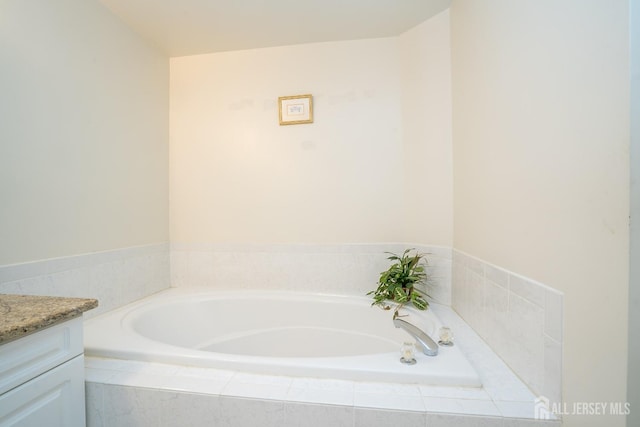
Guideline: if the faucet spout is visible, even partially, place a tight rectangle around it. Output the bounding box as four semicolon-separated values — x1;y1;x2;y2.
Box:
393;316;439;356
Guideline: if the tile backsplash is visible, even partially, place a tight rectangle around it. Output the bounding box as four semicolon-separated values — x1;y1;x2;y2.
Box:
452;250;563;406
0;243;170;318
170;243;452;305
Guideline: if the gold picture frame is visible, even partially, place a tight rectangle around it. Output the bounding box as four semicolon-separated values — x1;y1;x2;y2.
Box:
278;94;313;125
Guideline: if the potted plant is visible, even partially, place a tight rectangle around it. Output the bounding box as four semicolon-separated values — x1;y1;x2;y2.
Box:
367;248;429;314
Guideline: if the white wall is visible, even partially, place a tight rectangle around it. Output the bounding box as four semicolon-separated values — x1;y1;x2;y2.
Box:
450;1;629;426
170;16;453;246
398;10;453;246
0;0;169;266
170;38;403;244
628;1;640;426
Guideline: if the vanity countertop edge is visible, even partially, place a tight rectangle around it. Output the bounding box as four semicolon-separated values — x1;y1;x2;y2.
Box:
0;294;98;344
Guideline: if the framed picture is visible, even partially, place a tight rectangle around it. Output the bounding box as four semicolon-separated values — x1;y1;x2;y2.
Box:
278;94;313;125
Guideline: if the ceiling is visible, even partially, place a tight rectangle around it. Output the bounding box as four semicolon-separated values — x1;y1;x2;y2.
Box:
99;0;451;57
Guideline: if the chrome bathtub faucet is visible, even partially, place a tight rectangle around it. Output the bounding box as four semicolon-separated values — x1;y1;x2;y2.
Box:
393;314;439;357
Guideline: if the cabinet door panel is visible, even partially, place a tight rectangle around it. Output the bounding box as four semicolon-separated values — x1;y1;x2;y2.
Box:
0;317;83;395
0;355;85;427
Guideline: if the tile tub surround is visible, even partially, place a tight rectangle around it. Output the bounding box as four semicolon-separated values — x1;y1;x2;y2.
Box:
170;243;453;305
452;250;563;407
0;243;170;318
84;304;559;427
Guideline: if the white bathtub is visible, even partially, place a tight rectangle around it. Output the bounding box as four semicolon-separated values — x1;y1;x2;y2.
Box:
84;289;481;387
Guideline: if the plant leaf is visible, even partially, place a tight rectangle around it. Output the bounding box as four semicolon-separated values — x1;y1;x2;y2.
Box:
411;295;428;310
393;287;408;303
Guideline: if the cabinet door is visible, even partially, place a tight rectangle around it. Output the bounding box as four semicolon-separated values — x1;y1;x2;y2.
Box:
0;317;84;395
0;355;85;427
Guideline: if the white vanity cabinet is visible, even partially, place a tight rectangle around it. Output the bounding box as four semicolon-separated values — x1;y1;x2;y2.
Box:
0;317;86;427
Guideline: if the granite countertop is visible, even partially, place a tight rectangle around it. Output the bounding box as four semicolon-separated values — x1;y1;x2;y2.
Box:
0;294;98;344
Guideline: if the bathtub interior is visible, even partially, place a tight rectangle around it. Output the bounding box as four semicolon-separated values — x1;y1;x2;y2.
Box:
125;294;436;358
84;289;482;387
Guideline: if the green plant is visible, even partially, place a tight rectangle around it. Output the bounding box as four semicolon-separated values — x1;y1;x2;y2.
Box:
367;248;429;312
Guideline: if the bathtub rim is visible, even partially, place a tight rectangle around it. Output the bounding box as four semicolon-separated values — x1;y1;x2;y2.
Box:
83;288;482;387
